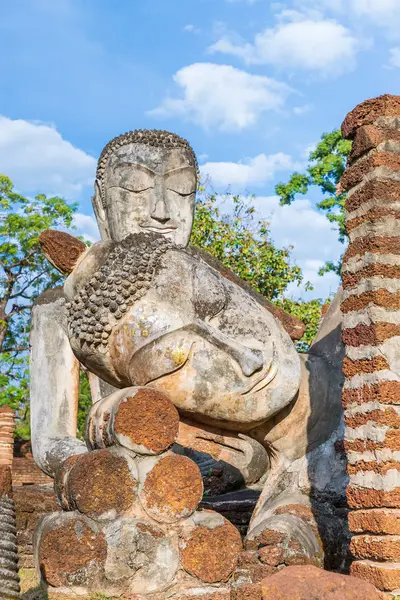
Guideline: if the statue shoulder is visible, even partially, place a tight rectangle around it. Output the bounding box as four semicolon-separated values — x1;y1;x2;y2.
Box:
186;246;305;342
33;286;66;307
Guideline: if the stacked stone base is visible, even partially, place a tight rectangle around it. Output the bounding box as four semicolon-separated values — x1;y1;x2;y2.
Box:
34;387;243;598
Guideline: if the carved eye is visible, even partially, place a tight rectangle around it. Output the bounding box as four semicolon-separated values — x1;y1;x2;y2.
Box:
167;188;195;197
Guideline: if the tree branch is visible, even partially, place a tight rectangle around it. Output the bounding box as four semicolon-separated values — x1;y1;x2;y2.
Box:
9;270;47;299
6;304;33;319
1;346;30;353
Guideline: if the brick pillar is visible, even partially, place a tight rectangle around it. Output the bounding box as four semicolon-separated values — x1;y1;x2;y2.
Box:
0;406;15;467
341;95;400;596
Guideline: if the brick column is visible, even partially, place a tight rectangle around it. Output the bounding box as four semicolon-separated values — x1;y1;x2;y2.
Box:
341;95;400;597
0;406;15;467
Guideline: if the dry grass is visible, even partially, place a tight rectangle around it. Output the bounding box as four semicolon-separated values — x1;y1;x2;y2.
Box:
19;570;116;600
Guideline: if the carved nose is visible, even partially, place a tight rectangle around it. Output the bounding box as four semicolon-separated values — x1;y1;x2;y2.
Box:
151;198;170;224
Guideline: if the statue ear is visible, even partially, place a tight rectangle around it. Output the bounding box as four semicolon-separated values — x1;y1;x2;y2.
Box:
92;180;110;240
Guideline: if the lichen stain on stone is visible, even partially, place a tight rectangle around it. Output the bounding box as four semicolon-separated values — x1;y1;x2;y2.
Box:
166;345;187;367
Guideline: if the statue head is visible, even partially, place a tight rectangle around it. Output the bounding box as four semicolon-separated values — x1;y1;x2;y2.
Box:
92;130;198;246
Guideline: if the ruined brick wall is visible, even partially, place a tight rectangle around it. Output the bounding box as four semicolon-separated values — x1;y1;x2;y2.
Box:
12;457;53;486
341;95;400;596
14;485;60;568
0;406;15;466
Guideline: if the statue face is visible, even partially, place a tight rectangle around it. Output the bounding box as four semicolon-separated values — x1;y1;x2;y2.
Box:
93;143;196;246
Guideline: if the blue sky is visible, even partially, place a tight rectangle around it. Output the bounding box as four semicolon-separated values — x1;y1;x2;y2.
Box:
1;0;400;300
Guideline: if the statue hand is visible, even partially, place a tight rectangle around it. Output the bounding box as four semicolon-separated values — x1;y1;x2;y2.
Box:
85;386;180;455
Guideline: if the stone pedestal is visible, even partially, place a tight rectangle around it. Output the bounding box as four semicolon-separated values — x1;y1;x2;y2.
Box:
0;406;15;467
34;388;243;598
341;94;400;596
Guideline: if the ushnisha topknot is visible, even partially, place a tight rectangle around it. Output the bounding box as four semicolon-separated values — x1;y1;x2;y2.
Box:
96;129;198;204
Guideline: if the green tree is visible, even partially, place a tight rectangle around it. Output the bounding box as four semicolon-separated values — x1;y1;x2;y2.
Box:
77;370;92;439
191;192;304;300
275;129;352;275
0;175;79;437
190;191;322;349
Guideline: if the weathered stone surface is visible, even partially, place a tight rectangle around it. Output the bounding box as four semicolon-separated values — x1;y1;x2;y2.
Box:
343;236;400;261
351;560;400;591
340;151;400;192
341;94;400;589
347;486;400;509
240;513;322;584
351;535;400;561
13;485;60;569
0;464;12;497
231;583;262;600
139;454;203;522
260;565;383;599
188;245;305;342
103;517;179;594
114;388;179;454
342;94;400;139
35;511;107;589
342;381;400;406
67;448;138;519
200;489;260;538
39;230;87;275
173;591;231;600
349;124;400;163
181;511;242;583
349;509;400;535
86;387;180;455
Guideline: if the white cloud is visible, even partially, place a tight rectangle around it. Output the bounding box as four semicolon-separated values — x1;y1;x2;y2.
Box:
293;104;312;116
251;195;342;298
350;0;400;28
389;47;400;68
201;153;301;188
183;24;201;34
210;13;360;75
0;116;96;198
148;63;292;131
73;213;99;244
297;0;400;35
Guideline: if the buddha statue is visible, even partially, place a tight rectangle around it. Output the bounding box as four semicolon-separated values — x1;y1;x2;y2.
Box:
30;130;348;597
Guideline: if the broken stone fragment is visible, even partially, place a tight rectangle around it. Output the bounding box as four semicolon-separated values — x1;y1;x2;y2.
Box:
39;229;87;274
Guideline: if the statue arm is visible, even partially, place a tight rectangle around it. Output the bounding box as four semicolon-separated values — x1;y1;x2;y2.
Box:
30;288;87;477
